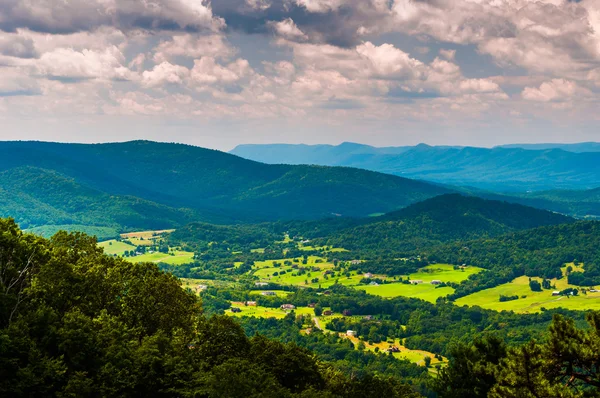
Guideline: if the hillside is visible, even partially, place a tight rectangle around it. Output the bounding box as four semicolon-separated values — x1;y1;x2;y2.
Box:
310;194;573;253
0;166;229;231
0;141;450;228
426;221;600;298
231;142;600;191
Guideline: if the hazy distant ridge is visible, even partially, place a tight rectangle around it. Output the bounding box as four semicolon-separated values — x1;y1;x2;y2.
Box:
231;142;600;191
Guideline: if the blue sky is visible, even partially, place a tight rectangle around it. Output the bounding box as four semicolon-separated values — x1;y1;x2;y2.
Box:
0;0;599;150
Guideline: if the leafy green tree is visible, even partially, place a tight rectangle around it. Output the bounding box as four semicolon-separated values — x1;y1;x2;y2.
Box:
491;313;600;397
433;335;506;397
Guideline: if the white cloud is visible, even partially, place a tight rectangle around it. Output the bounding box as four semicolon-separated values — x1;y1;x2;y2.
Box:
35;46;133;81
269;18;308;41
0;0;224;33
152;34;235;63
521;78;590;101
142;62;189;86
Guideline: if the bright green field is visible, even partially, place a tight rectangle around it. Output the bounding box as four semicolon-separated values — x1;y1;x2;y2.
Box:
99;239;137;255
455;275;600;313
99;239;194;265
130;250;195;265
252;256;343;287
357;283;454;303
409;264;483;283
227;303;314;319
354;264;482;303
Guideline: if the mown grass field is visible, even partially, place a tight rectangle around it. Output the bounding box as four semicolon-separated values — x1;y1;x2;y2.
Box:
99;238;194;265
455;271;600;313
99;239;136;255
357;283;455;303
354;264;482;303
342;335;446;367
129;250;195;265
226;302;314;319
409;264;483;283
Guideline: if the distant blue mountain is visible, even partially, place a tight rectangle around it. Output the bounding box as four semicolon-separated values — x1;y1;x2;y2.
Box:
496;142;600;153
230;142;600;192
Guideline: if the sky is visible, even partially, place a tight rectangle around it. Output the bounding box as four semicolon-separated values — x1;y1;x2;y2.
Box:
1;0;600;150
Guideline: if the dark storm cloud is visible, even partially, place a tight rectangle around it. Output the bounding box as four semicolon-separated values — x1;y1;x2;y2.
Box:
212;0;393;47
0;0;219;34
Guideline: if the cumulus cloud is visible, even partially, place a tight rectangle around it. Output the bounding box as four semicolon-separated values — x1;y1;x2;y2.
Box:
152;34;236;63
269;18;308;41
34;46;133;81
521;78;591;102
0;0;223;34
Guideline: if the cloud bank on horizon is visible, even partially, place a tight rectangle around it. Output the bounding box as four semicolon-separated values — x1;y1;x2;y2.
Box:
0;0;599;148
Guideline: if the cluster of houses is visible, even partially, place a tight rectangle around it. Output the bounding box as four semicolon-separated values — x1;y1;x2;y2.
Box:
280;304;296;310
261;291;276;296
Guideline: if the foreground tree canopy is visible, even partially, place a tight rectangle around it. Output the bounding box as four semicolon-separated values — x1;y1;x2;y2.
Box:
435;313;600;397
0;219;418;397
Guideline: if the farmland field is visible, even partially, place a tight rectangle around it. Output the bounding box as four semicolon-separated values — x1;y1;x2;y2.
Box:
99;238;195;265
354;264;482;303
129;250;195;265
342;335;446;367
409;264;483;283
455;274;600;313
98;239;136;255
357;283;454;303
226;302;314;319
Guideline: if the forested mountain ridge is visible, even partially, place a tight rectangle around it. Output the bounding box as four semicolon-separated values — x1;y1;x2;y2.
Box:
304;194;574;253
0;140;450;227
231;142;600;191
0;166;224;230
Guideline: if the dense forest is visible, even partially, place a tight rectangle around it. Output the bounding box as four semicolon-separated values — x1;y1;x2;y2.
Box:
303;194;573;255
0;219;421;397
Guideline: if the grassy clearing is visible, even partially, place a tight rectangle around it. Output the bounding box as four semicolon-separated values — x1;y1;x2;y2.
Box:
409;264;483;283
99;238;194;265
342;335;446;366
455;274;600;313
181;278;240;291
121;229;174;246
98;239;136;256
353;264;482;303
129;250;195;265
357;283;454;303
226;303;314;319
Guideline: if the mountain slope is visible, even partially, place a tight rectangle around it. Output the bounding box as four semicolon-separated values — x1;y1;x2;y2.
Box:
0;166;224;230
310;194;574;253
230;142;600;191
0;141;450;225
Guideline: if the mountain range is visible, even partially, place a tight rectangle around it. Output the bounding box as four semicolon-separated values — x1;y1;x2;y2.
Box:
0;141;450;230
230;142;600;192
